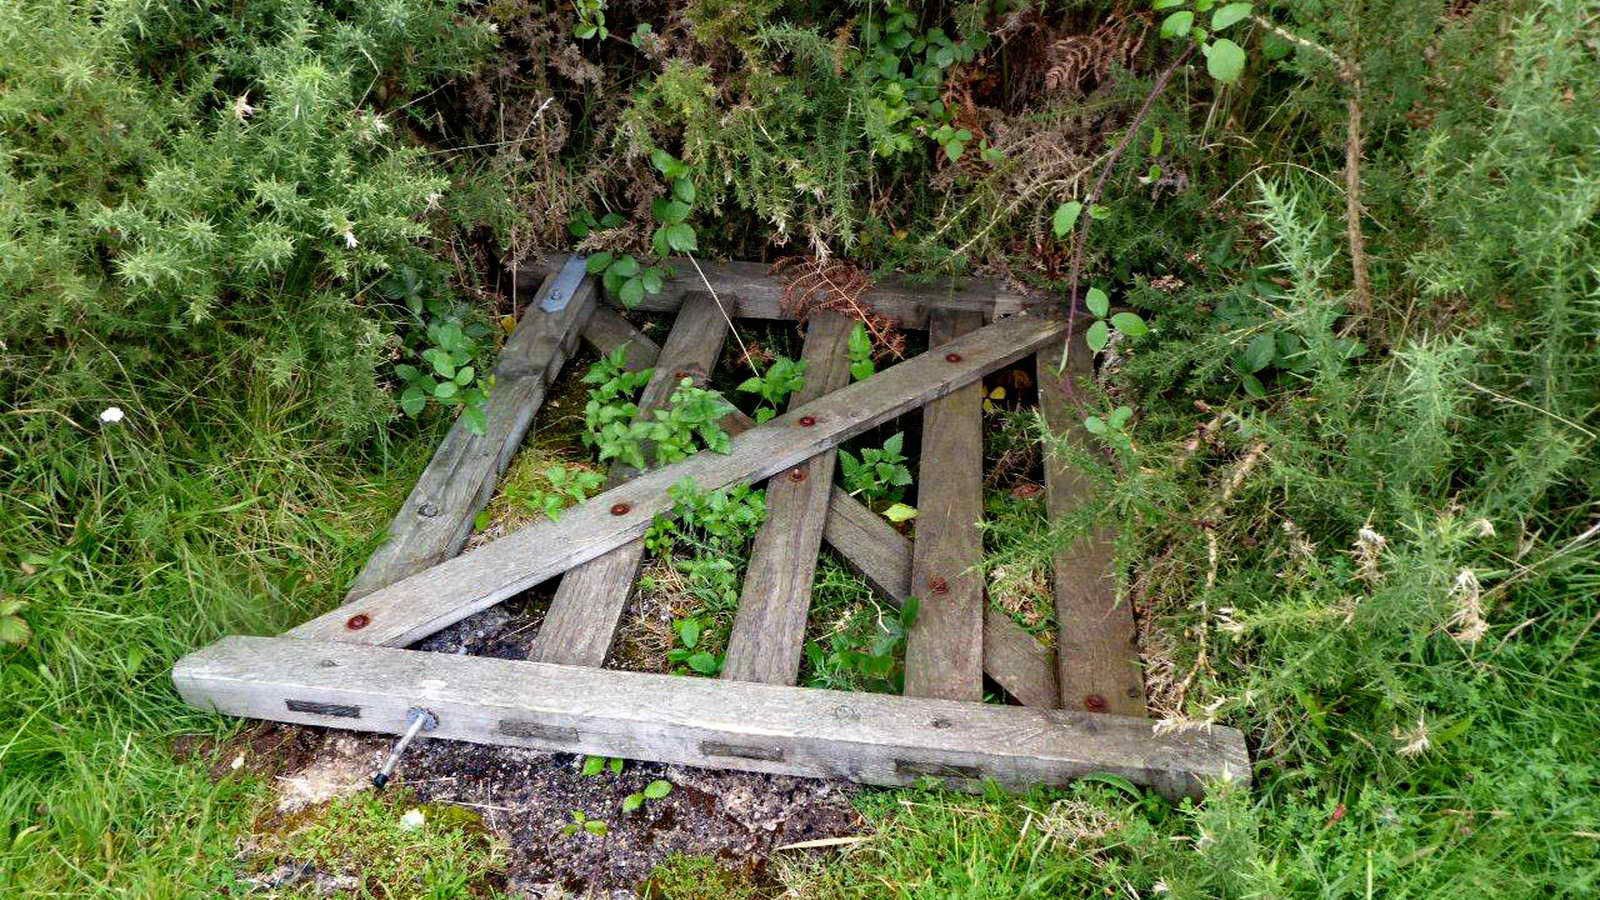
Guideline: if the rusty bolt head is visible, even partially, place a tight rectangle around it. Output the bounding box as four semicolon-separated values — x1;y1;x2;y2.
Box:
1083;694;1108;712
945;352;962;363
798;416;816;427
788;468;807;482
346;614;371;631
929;576;949;595
674;370;691;379
610;502;631;516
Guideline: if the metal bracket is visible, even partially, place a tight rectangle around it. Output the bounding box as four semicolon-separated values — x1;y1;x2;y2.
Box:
540;254;589;313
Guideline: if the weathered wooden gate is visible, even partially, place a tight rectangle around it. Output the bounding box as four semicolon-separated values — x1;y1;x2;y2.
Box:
173;259;1248;800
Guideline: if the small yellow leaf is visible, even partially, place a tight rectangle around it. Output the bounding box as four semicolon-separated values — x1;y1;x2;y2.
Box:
500;315;517;334
988;386;1006;400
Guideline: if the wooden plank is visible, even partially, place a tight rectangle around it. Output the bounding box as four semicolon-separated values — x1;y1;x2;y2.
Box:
342;275;597;601
580;306;659;371
821;488;1058;707
517;257;1031;328
529;294;730;666
174;635;1249;800
1038;341;1146;716
903;311;988;701
288;314;1068;648
722;311;856;684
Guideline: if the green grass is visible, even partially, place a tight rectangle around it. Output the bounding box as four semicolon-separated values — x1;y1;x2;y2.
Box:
0;376;449;892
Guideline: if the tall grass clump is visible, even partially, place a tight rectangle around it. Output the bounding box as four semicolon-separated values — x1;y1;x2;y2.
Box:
0;0;495;890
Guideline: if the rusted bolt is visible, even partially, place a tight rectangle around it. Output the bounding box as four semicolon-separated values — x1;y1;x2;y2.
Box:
945;352;962;363
610;502;631;516
929;576;949;595
788;468;807;482
345;614;371;631
1084;694;1108;712
674;370;691;379
798;416;816;427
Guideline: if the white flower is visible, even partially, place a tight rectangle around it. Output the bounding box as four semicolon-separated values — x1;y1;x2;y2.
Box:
398;808;426;831
1394;715;1430;757
342;231;358;249
232;94;256;121
99;406;125;424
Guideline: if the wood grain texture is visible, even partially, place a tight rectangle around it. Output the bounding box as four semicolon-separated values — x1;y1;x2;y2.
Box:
903;311;988;701
515;257;1031;329
722;312;856;684
175;635;1249;799
581;306;659;371
342;275;596;602
1038;341;1146;716
530;295;731;667
821;487;1059;707
287;314;1069;648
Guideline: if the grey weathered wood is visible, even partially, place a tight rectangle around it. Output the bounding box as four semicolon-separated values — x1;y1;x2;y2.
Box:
821;487;1059;707
516;257;1030;329
581;306;659;371
722;311;856;684
288;314;1068;648
530;294;730;666
342;275;597;601
903;311;988;702
174;635;1249;799
1038;341;1146;717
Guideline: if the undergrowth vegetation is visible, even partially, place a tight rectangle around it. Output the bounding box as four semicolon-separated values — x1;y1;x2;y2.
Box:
3;0;1597;894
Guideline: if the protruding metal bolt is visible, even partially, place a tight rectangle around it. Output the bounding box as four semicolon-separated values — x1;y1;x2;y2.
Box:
372;707;438;789
798;416;816;427
945;352;962;363
610;502;631;516
788;468;807;482
929;577;949;595
346;614;371;630
1084;694;1108;712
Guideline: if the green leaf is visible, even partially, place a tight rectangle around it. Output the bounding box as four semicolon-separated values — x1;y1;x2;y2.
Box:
1110;312;1148;336
581;756;605;776
394;363;419;382
883;503;918;523
672;178;696;204
652;198;691;224
678;617;702;649
399;386;427;417
643;779;673;799
0;615;30;646
1085;287;1110;318
1108;405;1133;429
619;277;645;308
1076;772;1144;801
610;255;640;278
1205;38;1247;83
1160;10;1194;38
1051;201;1082;238
1086;319;1110;351
586;251;614;274
429;352;455;379
686;652;720;675
434;381;458;399
454;365;475;385
1153;0;1186;7
585;820;608;836
663;223;697;252
1084;416;1107;435
650;149;678;175
461;404;487;435
609;756;624;775
640;268;665;294
1242;333;1276;372
1212;2;1252;30
622;793;645;813
1150;126;1164;156
1241;372;1267;398
474;510;491;532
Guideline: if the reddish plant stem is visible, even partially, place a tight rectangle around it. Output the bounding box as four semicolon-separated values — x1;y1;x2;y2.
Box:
1064;44;1196;344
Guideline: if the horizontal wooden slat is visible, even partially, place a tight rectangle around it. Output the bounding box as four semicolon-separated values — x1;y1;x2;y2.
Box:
518;257;1032;328
174;636;1249;799
342;274;596;601
288;314;1069;648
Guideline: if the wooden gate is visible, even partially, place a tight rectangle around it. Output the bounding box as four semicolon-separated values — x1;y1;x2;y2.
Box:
173;259;1247;800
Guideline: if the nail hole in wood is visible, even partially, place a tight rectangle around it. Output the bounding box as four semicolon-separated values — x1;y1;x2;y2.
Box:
701;741;785;762
895;759;981;779
286;699;361;719
496;720;579;744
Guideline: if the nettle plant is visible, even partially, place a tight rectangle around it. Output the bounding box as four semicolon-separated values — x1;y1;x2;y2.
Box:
385;265;492;434
848;323;876;381
572;149;698;310
738;356;807;423
839;432;917;523
1155;0;1254;84
804;596;919;693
